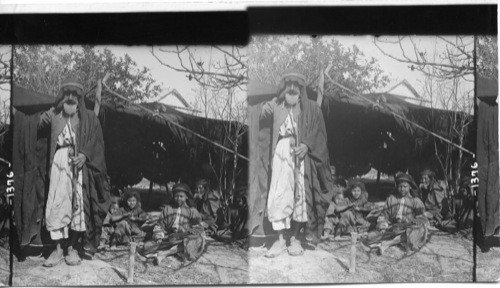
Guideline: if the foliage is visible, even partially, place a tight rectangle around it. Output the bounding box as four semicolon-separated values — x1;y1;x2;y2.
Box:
249;35;390;94
13;45;162;102
0;47;9;87
476;35;498;80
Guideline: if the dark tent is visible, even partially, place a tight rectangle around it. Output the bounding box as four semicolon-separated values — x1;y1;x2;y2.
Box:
248;80;474;236
476;76;499;237
12;84;248;247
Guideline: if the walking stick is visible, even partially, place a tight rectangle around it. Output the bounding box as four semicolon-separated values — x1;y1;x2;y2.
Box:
67;122;81;218
289;110;300;203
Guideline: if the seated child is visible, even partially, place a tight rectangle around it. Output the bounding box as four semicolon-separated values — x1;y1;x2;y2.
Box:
361;173;429;255
323;193;344;240
99;202;127;249
193;179;221;234
419;169;446;226
324;179;372;239
113;191;148;245
140;183;205;265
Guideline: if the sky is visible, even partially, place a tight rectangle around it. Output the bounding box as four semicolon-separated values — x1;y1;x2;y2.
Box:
1;36;475;122
99;45;247;108
102;35;474;109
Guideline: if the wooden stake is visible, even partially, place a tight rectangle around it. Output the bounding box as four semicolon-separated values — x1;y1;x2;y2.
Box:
349;232;357;273
127;242;137;284
94;73;109;117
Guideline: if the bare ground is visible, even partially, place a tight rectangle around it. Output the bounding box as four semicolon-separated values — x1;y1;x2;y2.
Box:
476;240;500;282
0;247;9;286
249;229;474;284
12;240;248;286
7;229;486;285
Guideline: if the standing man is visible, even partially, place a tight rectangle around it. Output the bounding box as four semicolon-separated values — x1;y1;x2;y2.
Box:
260;70;335;257
40;77;110;267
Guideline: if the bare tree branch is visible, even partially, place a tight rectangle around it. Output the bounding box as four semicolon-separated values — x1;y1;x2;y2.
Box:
151;45;247;91
373;36;474;80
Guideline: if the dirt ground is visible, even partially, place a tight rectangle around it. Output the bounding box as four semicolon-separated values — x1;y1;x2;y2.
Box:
476;238;500;282
8;187;498;285
12;239;248;286
14;230;475;285
0;247;9;286
249;228;474;284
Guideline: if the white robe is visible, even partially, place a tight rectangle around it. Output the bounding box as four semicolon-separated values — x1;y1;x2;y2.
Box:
267;111;307;231
45;121;85;240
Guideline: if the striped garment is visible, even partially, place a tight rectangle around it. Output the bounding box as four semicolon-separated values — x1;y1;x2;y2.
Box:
158;204;202;233
382;194;425;224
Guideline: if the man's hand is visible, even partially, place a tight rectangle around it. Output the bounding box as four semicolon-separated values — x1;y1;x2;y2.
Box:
293;143;308;159
71;153;87;169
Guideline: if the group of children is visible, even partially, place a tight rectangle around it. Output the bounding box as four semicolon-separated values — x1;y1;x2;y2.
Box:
323;179;375;240
97;180;249;264
97;182;207;263
322;169;450;251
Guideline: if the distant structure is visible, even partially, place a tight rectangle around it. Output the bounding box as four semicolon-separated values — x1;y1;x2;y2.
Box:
148;89;199;114
386;79;427;106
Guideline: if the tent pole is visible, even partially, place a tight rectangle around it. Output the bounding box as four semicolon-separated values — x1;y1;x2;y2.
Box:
376;169;381;194
149;179;153;194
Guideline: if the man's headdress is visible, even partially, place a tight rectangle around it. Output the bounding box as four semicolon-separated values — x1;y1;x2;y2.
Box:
55;77;85;111
277;69;308;102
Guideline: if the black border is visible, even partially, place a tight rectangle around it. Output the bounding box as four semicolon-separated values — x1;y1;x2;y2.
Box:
0;12;249;45
0;5;496;45
248;5;497;35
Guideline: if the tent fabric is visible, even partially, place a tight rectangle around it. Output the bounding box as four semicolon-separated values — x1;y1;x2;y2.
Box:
477;76;499;102
248;80;473;178
12;85;56;108
247;79;474;236
12;84;248;245
476;76;499;237
12;110;49;246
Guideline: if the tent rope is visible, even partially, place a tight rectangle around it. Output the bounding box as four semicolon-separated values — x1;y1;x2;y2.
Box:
324;74;475;157
101;83;249;162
